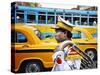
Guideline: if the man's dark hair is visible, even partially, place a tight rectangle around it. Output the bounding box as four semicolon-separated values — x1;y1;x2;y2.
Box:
64;30;72;39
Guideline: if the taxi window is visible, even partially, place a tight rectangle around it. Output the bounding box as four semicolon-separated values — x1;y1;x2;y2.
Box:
92;32;97;38
17;32;27;43
72;31;86;39
11;31;27;43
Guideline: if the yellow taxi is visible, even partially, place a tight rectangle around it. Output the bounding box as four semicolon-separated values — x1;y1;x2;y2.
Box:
11;24;58;73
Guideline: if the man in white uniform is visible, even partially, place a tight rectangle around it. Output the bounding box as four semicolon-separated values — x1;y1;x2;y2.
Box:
52;29;81;71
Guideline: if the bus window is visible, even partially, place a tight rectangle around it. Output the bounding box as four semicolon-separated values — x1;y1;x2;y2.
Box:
48;12;55;24
89;18;97;26
16;10;24;23
89;14;97;26
38;12;46;24
48;16;55;24
81;18;88;25
73;17;80;25
27;13;36;23
65;17;72;23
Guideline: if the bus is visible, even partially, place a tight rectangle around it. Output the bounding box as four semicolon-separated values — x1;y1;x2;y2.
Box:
11;4;97;26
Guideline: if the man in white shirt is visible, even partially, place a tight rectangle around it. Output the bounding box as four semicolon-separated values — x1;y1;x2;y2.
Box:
52;29;81;71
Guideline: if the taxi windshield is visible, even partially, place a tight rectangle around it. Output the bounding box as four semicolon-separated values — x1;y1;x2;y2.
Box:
34;29;55;40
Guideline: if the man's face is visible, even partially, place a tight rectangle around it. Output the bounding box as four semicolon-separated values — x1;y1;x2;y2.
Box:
55;31;66;42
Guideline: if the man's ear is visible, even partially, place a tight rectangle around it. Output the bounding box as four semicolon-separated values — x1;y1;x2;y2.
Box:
64;34;66;37
64;33;67;37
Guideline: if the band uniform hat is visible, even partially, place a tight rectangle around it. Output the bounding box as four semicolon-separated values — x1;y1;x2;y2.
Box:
56;16;75;32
